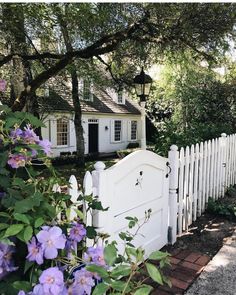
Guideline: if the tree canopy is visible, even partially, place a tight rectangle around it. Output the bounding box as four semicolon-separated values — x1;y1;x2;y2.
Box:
0;3;236;110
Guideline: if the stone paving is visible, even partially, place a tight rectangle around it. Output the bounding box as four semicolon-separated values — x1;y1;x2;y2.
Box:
151;249;211;294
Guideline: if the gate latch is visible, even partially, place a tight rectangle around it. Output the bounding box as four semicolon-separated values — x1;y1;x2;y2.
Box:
166;162;172;178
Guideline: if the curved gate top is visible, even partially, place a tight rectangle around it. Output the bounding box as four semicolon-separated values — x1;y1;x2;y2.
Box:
96;150;169;257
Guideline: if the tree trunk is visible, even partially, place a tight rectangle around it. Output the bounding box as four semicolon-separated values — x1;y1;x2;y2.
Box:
71;66;85;167
58;10;85;167
3;4;38;116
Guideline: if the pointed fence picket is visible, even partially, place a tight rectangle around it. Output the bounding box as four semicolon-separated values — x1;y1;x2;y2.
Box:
169;132;236;239
53;132;236;249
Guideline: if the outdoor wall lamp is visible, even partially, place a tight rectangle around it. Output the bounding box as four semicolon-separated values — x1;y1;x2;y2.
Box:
133;68;153;150
133;67;153;102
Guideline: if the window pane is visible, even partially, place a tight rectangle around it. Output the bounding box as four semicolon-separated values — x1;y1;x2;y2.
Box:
57;119;68;146
117;90;123;104
83;80;90;101
131;121;137;140
114;120;122;142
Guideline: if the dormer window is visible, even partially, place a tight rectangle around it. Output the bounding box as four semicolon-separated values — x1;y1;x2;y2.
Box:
117;88;125;104
79;79;93;101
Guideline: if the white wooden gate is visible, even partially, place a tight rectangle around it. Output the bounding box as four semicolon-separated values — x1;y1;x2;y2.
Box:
94;150;169;257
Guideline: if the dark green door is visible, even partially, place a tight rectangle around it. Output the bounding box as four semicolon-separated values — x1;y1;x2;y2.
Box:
88;123;99;153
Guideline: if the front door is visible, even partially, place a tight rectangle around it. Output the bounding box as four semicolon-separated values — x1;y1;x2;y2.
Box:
88;123;99;153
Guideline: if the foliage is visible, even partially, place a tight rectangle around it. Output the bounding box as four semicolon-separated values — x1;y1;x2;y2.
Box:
0;104;171;295
147;54;236;156
206;197;236;221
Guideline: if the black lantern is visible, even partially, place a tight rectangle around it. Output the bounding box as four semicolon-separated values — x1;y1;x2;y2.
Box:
133;67;152;102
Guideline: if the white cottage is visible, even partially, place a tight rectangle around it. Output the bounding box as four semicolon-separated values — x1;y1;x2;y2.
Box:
40;80;142;157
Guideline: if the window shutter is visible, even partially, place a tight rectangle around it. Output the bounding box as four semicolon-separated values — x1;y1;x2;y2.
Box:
110;120;115;143
127;120;131;141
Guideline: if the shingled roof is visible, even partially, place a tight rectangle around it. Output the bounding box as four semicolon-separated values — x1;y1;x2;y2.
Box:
39;84;141;115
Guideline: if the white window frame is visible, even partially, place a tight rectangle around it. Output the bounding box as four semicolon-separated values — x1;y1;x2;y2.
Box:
79;79;93;102
130;120;138;141
56;119;69;147
117;89;124;104
113;120;122;143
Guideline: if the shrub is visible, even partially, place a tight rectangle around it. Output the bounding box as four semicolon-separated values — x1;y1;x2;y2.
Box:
0;105;170;295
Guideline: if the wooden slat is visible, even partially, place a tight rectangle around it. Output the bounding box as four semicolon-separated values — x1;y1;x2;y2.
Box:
188;144;195;225
193;143;199;221
206;140;211;204
198;142;203;216
178;147;185;235
183;146;190;230
202;141;207;211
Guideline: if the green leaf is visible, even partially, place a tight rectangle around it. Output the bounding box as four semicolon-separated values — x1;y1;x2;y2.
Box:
24;261;34;274
13;280;32;292
104;244;117;266
92;283;109;295
24;226;33;242
34;217;44;228
126;247;137;258
24;113;45;128
0;223;9;230
111;265;131;278
0;152;8;168
111;281;130;292
0;238;15;246
145;263;163;285
86;226;97;239
134;285;153;295
149;251;170;260
4;224;25;238
86;264;109;278
13;213;30;225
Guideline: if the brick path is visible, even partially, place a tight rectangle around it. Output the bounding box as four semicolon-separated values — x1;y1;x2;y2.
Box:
151;249;211;294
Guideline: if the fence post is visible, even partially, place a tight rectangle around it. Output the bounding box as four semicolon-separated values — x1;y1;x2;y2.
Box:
68;175;80;221
168;145;179;244
91;161;106;228
220;133;227;196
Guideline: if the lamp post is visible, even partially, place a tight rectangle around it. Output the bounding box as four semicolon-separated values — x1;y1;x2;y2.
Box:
133;67;153;150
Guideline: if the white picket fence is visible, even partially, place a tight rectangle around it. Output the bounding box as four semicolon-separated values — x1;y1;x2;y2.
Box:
168;133;236;243
57;132;236;250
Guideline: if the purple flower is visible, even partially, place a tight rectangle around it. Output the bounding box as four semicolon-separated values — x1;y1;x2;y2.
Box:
38;267;64;295
38;139;52;156
23;125;39;144
69;222;86;243
26;237;44;265
71;268;95;295
18;291;27;295
8;154;27;168
36;226;66;259
10;128;23;142
83;246;106;267
0;243;17;278
31;149;38;157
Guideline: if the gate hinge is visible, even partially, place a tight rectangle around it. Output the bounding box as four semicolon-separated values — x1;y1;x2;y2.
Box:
168;226;172;244
166;162;172;178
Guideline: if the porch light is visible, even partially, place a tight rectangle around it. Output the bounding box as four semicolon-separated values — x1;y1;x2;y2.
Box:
133;67;152;102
